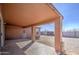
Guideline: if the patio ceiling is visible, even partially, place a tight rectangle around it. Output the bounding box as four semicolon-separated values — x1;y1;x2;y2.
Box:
1;3;61;27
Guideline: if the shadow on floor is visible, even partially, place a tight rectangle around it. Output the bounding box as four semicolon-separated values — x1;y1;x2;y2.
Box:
22;41;34;51
1;39;34;55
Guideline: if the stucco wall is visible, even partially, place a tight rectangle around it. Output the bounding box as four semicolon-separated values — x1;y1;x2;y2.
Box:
5;25;40;39
5;25;24;39
22;27;32;39
5;25;33;39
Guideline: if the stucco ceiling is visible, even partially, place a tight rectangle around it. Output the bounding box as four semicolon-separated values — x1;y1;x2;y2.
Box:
1;3;60;27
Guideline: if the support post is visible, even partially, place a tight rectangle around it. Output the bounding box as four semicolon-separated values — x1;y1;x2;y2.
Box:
55;19;63;54
31;26;36;42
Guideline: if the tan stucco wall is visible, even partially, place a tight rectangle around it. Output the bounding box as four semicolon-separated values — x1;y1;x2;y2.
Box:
24;27;32;38
5;25;23;39
5;25;40;39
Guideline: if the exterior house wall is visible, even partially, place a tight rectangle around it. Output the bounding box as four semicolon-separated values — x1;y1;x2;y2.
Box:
5;25;40;39
22;27;32;39
5;25;24;39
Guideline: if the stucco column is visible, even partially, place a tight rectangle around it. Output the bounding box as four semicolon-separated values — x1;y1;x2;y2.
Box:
31;26;36;42
55;19;63;54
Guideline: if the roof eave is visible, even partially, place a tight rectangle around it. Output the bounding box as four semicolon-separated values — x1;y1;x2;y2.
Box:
47;3;64;20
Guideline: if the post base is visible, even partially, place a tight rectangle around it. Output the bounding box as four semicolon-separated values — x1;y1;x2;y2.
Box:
55;50;66;55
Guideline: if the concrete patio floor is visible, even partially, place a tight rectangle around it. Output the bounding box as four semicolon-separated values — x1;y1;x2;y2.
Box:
1;37;56;55
38;35;79;55
1;35;79;55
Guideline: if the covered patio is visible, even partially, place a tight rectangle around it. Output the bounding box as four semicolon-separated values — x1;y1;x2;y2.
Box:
0;3;63;55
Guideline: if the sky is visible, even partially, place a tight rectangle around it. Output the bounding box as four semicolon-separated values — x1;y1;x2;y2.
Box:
40;3;79;31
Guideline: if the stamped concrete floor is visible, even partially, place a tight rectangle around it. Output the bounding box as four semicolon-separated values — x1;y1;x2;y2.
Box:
1;38;56;55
